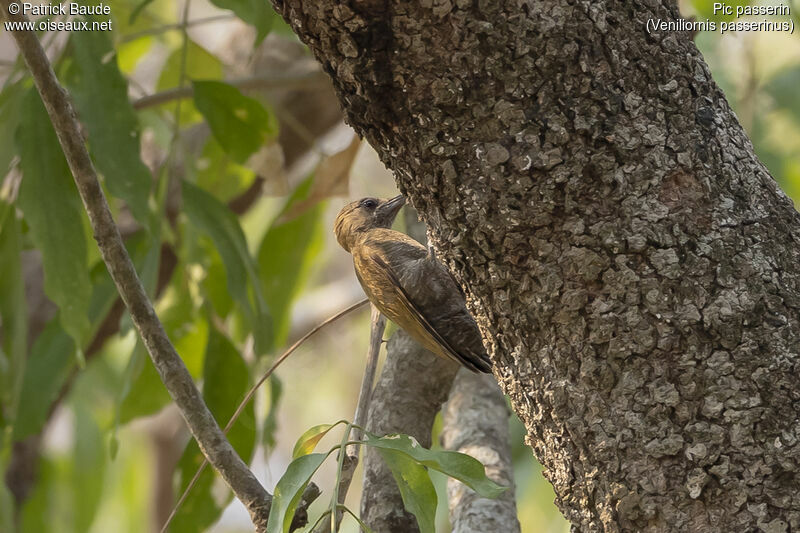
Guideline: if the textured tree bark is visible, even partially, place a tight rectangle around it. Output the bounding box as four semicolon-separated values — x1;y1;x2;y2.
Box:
275;0;800;531
442;369;521;533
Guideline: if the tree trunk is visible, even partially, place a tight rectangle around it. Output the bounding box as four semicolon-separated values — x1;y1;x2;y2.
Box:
442;369;521;533
273;0;800;530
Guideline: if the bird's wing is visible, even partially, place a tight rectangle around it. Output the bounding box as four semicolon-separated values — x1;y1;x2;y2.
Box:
369;237;491;373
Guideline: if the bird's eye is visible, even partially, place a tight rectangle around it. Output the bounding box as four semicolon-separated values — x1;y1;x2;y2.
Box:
361;198;378;210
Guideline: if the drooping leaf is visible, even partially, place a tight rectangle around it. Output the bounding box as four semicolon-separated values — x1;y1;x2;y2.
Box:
365;433;507;499
0;201;27;436
171;327;257;533
13;263;119;441
207;0;278;44
157;41;223;124
12;322;75;441
266;452;329;533
15;89;91;351
376;447;437;533
64;29;152;226
71;403;106;533
129;0;156;23
182;180;272;354
195;136;257;203
258;175;325;347
291;420;347;459
193;80;278;164
0;476;12;533
117;343;171;425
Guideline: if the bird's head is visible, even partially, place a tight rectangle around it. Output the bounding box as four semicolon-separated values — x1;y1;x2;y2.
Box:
334;195;406;252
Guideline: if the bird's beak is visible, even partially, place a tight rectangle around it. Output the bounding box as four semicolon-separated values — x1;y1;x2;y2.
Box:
375;195;406;227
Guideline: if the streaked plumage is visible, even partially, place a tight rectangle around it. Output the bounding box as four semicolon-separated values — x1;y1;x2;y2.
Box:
334;196;492;373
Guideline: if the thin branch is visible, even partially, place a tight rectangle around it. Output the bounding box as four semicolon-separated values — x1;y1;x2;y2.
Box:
313;305;386;533
162;298;370;532
351;306;385;448
0;4;273;530
132;71;329;110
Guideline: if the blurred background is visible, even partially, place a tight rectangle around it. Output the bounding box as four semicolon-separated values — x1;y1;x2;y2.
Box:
0;0;798;532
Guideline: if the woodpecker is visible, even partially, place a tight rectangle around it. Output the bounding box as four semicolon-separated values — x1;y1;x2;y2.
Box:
334;195;492;373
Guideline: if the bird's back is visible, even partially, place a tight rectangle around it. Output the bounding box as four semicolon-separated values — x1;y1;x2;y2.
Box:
352;229;491;373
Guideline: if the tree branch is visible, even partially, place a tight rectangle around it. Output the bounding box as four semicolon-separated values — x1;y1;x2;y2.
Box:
0;5;273;530
441;369;520;533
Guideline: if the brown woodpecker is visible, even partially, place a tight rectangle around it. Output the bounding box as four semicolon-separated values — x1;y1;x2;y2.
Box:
334;195;492;373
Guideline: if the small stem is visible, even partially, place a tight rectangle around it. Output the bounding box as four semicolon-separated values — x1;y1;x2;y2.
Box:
351;306;386;450
331;424;354;533
313;306;386;533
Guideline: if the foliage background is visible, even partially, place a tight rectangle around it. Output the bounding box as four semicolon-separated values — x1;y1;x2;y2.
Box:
0;0;797;531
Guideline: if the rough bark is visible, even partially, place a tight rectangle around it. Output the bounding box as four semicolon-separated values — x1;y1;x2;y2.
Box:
275;1;800;531
442;369;521;533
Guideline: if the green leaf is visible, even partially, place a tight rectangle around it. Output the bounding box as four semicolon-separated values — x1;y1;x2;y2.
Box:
0;476;12;533
13;263;119;441
266;453;328;533
0;201;27;438
193;80;278;164
376;448;437;533
71;404;105;532
365;433;507;499
208;0;277;43
64;30;152;226
182;180;272;354
291;420;347;459
129;0;155;23
16;88;91;350
117;343;172;425
195;136;256;203
157;41;223;124
258;175;325;347
12;322;75;441
171;327;257;533
766;66;800;127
